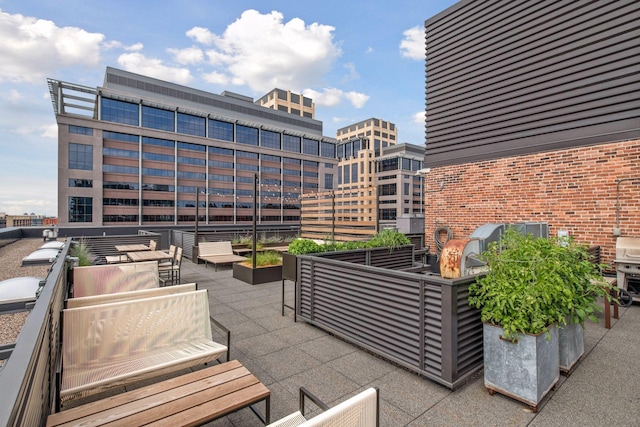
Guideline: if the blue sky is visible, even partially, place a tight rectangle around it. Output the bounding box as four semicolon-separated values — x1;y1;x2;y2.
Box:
0;0;458;216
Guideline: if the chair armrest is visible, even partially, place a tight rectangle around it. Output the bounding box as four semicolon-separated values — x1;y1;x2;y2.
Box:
209;315;231;362
299;386;330;415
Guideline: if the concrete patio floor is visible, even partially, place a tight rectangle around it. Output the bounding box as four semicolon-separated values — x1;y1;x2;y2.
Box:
177;258;640;427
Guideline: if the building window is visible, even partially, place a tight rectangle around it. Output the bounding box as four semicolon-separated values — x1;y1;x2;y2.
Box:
142;167;175;177
261;129;281;149
324;174;333;190
283;134;301;153
209;119;234;141
69;125;93;136
379;183;397;196
69;178;93;188
178;156;205;166
303;138;319;156
379;208;396;220
104;131;138;143
402;158;412;170
104;147;139;159
177;112;205;137
404;182;410;196
321;141;336;158
142;136;174;148
380;157;399;172
101;98;139;126
177;141;206;152
236;124;258;145
142;105;175;131
69;196;92;223
69;143;93;170
351;163;358;183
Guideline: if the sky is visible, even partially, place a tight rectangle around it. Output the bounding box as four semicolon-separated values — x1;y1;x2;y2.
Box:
0;0;459;217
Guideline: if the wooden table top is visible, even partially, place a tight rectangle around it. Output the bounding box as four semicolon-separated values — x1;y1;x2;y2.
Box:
46;360;271;426
115;244;150;252
126;250;172;262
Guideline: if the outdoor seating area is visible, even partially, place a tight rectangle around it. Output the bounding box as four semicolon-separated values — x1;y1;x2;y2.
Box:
2;237;640;426
197;241;247;270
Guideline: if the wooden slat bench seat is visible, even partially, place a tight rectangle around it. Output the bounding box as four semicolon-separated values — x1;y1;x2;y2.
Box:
72;261;159;297
47;360;271;426
197;242;247;271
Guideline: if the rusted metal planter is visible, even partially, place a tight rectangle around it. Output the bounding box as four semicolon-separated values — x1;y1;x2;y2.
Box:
483;323;559;411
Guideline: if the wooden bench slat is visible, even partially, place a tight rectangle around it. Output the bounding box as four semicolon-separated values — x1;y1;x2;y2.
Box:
151;382;271;427
47;361;243;425
47;361;270;427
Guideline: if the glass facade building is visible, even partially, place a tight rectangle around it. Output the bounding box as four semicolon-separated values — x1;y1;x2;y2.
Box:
49;67;338;226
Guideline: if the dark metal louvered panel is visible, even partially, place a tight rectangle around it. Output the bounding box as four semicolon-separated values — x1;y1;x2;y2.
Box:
296;250;483;389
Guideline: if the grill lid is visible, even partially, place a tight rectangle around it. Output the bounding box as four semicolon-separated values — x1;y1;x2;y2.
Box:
615;237;640;262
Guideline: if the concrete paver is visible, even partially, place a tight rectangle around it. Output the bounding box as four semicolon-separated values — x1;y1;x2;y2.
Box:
179;259;640;426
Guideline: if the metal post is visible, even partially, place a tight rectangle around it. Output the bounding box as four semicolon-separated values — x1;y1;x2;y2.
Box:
252;174;258;269
192;187;200;263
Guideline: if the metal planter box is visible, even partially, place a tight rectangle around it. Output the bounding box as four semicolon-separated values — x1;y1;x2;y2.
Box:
296;252;483;390
232;263;282;285
558;322;584;373
483;323;559;411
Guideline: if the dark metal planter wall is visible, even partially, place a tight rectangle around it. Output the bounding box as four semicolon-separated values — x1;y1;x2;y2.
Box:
314;245;415;270
296;254;482;390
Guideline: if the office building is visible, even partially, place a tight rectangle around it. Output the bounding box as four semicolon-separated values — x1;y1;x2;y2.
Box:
48;67;338;227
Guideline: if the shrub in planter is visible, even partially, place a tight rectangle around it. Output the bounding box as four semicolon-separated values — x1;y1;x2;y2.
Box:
69;239;96;266
468;228;611;408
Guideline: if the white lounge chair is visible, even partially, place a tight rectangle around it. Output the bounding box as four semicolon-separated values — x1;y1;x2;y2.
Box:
267;387;379;427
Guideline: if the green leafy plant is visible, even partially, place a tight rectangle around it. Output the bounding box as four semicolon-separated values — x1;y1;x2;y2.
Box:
468;228;610;341
287;238;324;255
242;250;282;267
368;229;411;251
70;239;96;266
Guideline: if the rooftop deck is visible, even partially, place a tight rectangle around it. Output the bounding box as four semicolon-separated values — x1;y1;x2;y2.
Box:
1;239;639;425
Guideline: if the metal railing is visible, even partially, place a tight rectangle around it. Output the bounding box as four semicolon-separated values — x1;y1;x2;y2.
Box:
0;239;70;427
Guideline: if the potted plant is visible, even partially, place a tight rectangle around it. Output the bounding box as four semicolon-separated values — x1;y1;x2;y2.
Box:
232;250;282;285
468;228;608;410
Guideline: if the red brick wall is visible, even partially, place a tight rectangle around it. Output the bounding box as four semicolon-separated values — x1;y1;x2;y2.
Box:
424;139;640;266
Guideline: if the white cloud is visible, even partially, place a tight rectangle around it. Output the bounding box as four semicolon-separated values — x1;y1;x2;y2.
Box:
0;9;104;83
168;46;204;65
366;47;373;54
399;26;424;60
187;26;216;45
303;88;369;109
103;40;143;51
195;10;341;92
344;91;369;109
202;71;230;85
8;89;22;102
413;111;425;124
117;52;193;85
342;63;359;82
41;123;58;139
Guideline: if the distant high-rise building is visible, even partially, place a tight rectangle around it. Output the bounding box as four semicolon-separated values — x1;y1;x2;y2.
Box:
335;118;424;223
256;89;315;119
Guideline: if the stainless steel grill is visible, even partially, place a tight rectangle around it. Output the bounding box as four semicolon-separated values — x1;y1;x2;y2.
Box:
615;237;640;302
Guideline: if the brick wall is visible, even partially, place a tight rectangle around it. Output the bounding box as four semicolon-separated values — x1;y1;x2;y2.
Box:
424;139;640;266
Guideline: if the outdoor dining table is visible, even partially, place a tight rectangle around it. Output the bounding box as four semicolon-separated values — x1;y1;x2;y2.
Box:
115;244;150;252
126;250;172;263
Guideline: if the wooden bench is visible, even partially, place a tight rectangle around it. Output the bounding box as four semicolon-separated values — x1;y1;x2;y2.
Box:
59;290;229;406
47;360;270;426
197;241;247;271
72;261;159;297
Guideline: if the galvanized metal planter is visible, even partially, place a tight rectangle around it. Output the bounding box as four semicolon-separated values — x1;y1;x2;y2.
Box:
558;322;584;374
483;323;559;411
